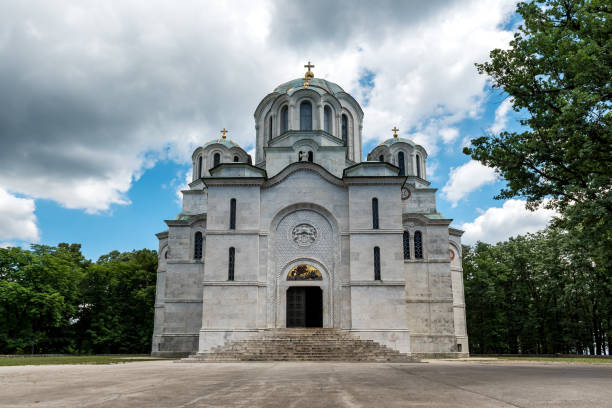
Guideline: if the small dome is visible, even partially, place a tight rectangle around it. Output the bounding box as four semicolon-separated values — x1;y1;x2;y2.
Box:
274;78;345;96
379;137;416;147
203;138;240;149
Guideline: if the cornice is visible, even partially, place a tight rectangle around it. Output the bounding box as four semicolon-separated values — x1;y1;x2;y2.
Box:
263;162;346;188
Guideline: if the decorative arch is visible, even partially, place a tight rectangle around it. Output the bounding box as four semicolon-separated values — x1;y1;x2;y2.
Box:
269;203;340;329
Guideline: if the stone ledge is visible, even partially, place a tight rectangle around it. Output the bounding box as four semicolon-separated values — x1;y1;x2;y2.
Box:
341;281;405;286
202;281;267;287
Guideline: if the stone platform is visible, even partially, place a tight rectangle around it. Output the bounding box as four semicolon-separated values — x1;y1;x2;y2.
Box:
181;328;417;362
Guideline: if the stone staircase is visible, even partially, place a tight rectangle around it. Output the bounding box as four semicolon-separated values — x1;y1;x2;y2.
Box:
180;328;418;362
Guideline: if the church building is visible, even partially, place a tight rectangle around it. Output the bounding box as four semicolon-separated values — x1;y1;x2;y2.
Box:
152;63;468;358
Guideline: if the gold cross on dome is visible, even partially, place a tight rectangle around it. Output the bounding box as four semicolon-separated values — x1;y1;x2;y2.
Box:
392;126;399;138
304;61;315;74
220;128;228;139
303;61;315;86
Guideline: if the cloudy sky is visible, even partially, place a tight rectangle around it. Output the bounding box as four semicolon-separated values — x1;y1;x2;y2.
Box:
0;0;556;259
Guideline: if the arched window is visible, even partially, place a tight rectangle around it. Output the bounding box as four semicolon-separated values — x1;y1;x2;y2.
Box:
229;198;236;230
308;151;313;162
213;153;221;168
228;247;235;281
374;247;381;280
372;198;379;229
416;154;421;178
233;155;239;162
300;101;312;130
379;154;384;162
403;231;410;259
194;232;203;259
197;156;202;178
414;231;423;259
269;116;273;141
341;114;348;145
280;105;288;133
398;152;405;176
324;105;332;133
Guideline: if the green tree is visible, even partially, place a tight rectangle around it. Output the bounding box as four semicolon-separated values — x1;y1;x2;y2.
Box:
77;249;157;354
0;245;86;353
468;0;611;212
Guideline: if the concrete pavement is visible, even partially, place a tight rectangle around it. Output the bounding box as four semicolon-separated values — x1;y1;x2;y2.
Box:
0;360;610;407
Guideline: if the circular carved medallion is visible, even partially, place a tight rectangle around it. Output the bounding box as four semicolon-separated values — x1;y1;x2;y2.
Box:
401;187;411;200
291;224;317;247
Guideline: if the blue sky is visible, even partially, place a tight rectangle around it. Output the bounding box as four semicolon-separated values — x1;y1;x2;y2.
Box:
0;0;557;261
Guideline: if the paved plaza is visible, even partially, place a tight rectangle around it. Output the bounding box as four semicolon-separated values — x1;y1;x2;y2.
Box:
1;360;611;407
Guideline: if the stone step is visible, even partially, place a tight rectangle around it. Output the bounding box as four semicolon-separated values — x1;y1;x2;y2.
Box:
180;328;418;363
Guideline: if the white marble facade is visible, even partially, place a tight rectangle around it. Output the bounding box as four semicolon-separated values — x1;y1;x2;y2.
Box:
152;74;469;357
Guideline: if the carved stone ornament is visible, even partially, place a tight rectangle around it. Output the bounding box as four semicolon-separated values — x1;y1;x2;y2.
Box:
291;224;317;247
401;187;411;200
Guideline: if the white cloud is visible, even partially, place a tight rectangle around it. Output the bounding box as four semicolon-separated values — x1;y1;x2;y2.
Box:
440;127;459;144
0;188;39;242
461;199;557;244
0;0;517;215
441;160;497;206
490;98;514;134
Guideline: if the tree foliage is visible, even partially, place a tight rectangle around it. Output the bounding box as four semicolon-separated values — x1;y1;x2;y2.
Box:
468;0;611;211
464;225;611;355
0;245;156;354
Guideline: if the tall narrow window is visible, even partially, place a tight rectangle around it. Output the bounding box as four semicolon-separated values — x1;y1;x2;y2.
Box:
414;231;423;259
194;232;203;260
300;101;312;130
308;151;313;162
324;105;332;133
416;154;421;178
229;198;236;230
379;154;384;162
374;247;381;280
341;114;348;145
403;231;410;259
280;105;288;133
233;155;239;162
398;151;405;176
228;247;235;281
269;116;273;141
197;156;202;178
213;153;221;167
372;198;379;229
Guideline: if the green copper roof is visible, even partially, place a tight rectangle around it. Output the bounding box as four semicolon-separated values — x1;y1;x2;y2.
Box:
425;212;446;220
203;138;240;149
274;78;345;96
380;137;416;147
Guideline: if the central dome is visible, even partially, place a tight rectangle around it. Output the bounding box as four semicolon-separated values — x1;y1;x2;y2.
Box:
274;78;345;96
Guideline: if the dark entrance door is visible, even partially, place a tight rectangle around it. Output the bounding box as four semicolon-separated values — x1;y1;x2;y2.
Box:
286;287;323;328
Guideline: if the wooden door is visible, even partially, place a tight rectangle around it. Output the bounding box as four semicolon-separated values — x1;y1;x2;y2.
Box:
287;287;306;327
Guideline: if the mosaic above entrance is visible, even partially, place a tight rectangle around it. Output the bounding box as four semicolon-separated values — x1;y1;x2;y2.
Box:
287;264;323;280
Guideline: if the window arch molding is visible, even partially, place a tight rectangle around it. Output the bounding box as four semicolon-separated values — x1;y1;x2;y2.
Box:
340;109;354;146
292;92;319;130
323;104;334;134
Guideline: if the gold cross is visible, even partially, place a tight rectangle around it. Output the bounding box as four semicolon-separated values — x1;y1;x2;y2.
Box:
304;61;315;73
392;126;399;138
220;128;228;139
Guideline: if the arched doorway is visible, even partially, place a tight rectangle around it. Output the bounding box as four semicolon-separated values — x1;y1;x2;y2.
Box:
287;287;323;327
286;264;323;328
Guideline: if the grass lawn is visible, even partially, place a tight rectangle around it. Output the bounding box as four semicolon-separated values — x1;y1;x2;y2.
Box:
496;356;612;364
0;355;169;366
